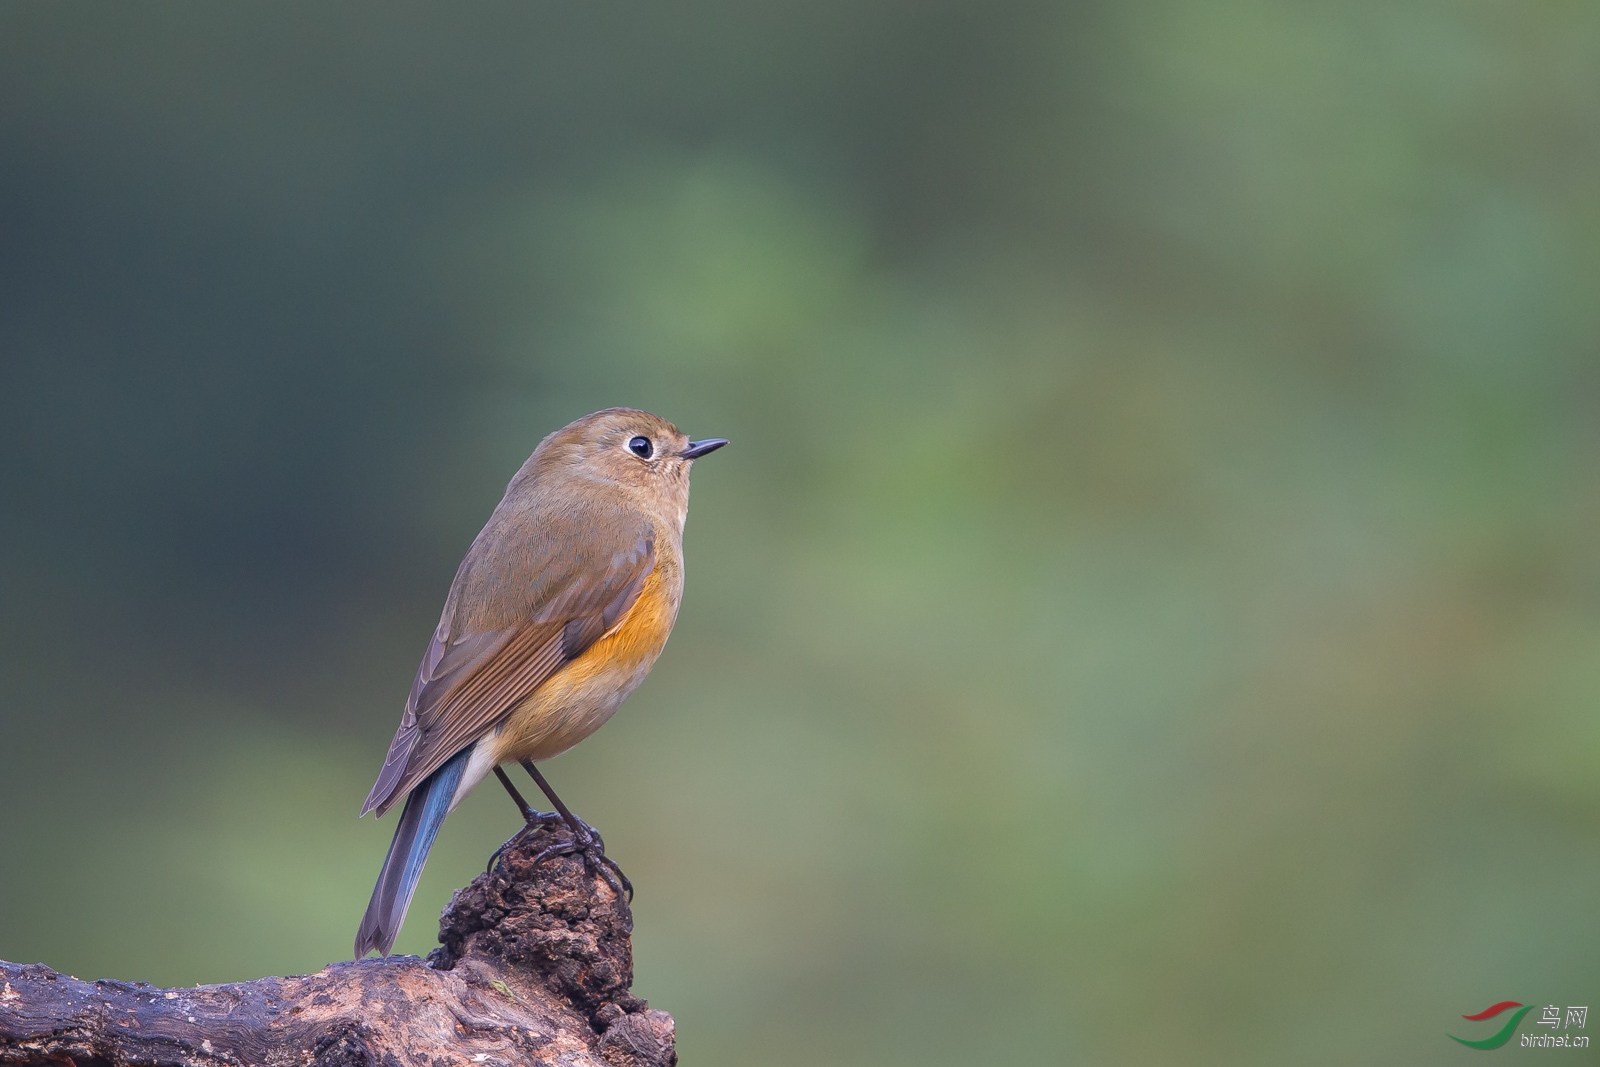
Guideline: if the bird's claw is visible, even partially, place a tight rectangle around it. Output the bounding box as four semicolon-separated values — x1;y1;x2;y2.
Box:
487;811;633;902
486;809;565;874
528;824;633;903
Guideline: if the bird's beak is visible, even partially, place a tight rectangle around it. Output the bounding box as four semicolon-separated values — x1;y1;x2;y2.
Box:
681;438;729;459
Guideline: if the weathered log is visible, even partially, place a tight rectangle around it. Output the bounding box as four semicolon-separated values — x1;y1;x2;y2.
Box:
0;824;675;1067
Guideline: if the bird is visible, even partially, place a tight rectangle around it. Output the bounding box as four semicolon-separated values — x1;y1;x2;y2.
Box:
354;408;727;958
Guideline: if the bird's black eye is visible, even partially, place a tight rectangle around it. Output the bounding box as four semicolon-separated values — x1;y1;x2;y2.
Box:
628;435;653;459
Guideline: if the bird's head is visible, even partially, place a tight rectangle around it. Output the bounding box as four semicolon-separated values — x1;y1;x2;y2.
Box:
516;408;727;528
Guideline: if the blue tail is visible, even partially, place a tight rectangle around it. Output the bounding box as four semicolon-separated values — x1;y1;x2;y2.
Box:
354;745;473;957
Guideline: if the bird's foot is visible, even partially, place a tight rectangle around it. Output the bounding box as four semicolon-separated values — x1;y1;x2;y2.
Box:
486;809;566;874
530;818;634;903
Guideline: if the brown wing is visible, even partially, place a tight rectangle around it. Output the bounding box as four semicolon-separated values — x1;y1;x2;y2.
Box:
362;521;655;818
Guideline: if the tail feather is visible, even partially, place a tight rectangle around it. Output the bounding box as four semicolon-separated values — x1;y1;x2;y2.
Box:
354;744;473;958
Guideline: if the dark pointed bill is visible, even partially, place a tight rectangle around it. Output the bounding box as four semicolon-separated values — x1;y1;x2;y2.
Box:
681;438;729;459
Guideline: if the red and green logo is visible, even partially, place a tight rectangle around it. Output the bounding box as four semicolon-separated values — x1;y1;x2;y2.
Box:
1449;1002;1535;1050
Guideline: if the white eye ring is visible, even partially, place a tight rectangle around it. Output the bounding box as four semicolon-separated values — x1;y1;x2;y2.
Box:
627;435;654;459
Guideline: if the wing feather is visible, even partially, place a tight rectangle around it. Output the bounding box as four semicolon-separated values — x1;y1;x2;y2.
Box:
362;515;655;818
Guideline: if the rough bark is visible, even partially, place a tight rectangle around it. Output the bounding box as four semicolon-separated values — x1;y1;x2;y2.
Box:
0;825;675;1067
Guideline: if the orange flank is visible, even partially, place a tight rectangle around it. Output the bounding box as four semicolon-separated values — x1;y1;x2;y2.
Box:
494;554;682;763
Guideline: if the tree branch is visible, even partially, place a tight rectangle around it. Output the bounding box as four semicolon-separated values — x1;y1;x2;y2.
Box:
0;825;676;1067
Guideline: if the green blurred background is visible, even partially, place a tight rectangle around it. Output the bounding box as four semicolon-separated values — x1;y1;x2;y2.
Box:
2;3;1597;1063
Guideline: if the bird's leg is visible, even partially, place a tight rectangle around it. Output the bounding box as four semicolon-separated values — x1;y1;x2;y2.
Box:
486;765;563;873
492;764;537;825
519;759;633;902
520;760;601;847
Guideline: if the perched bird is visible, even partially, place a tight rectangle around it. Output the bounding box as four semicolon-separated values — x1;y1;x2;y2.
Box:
354;408;726;958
